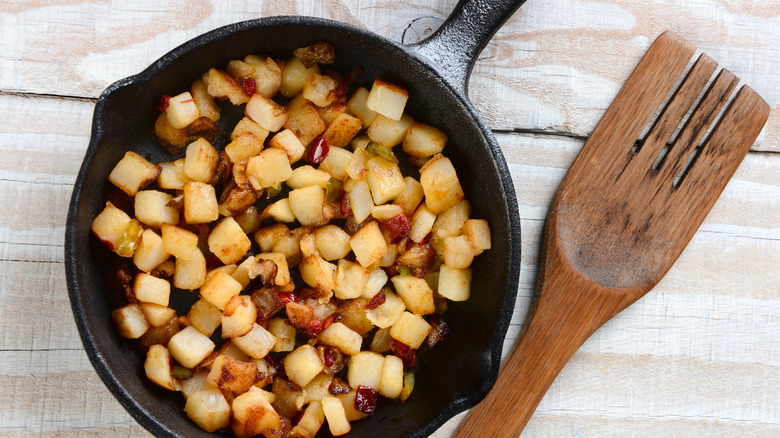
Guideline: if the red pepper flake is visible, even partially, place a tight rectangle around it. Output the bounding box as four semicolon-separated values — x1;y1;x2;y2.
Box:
180;98;194;103
157;95;171;112
303;137;330;164
390;339;415;368
383;213;411;243
365;290;386;310
277;292;298;305
323;347;336;368
354;385;378;415
239;77;256;96
304;318;323;338
382;263;400;278
322;313;342;330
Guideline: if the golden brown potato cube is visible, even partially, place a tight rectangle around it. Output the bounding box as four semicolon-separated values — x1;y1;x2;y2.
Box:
432;199;471;240
160;223;198;260
112;303;149;339
303;73;339;107
371;204;403;221
318;322;362;356
165;91;201;129
268;317;296;352
289;185;326;226
268;129;306;163
200;271;243;311
442;235;475;269
366;113;414;148
184;388;231;432
157;159;191;190
366;156;405;205
183;181;218;224
318;146;352;181
144;344;182;391
345;147;370;181
286;165;331;189
265;198;296;223
366;78;409;121
419;154;465;215
246;94;288;132
231;387;282;438
347;351;384;390
108;151;160;196
208;217;251;265
333;259;370;300
254;223;290;253
191;78;220;122
289;400;325;438
379;355;404;398
244;55;283;98
203;67;249;105
285;95;327;146
188;297;222;337
135;190;179;228
233;323;277;359
246;148;293;190
361;268;389;299
316;102;350;126
322;112;363;149
403;122;447;157
391;275;435;315
181;370;216;399
134;272;171;306
299;254;336;293
347;87;377;128
394;176;425;217
91;201;134;253
349;221;388;268
207;354;259;394
231;117;269;142
313;225;351;261
409;202;437;243
183;138;219;183
463;218;491;254
284;344;323;387
336;298;375;335
231;256;257;288
437;264;472;301
222;295;258;338
154;113;189;154
139;303;176;327
280;56;321;97
257;252;291;286
225;132;264;164
389;311;431;349
322;396;351;436
173;246;207;290
168;325;216;369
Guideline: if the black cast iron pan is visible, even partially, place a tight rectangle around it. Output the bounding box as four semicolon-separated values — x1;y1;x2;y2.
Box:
66;0;526;436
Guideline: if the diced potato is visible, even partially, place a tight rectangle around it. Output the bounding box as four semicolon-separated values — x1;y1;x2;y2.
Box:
390;311;432;349
91;201;137;254
230;256;257;288
365;156;405;205
244;55;283;97
173;246;207;290
284;344;323;387
254;223;290;253
221;295;258;338
289;401;325;438
391;275;435;315
313;225;351;261
333;259;370;300
208;217;251;265
267;198;296;223
437;264;472;301
318;147;352;181
419;154;465;214
200;268;244;311
299;254;336;293
316;102;350;126
322;112;362;148
225;132;265;163
280;56;320;97
402;122;447;157
409;202;437;243
379;243;398;267
303;73;339;107
347;351;384;390
184;388;231;432
347;87;377;128
349;221;387;268
207;354;259;394
165;91;200;129
365;79;408;121
232;116;269;141
318;322;362;356
160;224;198;260
347;178;374;223
139;303;176;327
188;298;222;337
246;148;293;190
379;355;404;398
112;303;149;339
336;298;375;335
394;177;424;218
257;252;291;286
322;396;351;436
246;94;288;132
183;138;219;183
443;235;475;269
181;371;216;399
268;318;296;352
361;269;389;299
183;181;218;224
289;185;326;226
432;200;471;240
135;190;178;228
134;272;171;306
266;129;305;164
365;290;405;328
191;78;220;122
233;323;277;359
145;344;182;391
299;373;335;407
371;204;403;221
285;95;327;146
168;326;216;368
366;113;414;148
345;147;370;181
158;159;192;190
108;151;160;196
203;68;249;105
464;218;491;254
231;387;282;438
287;165;331;189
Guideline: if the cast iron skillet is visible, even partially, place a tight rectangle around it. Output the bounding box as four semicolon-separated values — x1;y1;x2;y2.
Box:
66;0;526;436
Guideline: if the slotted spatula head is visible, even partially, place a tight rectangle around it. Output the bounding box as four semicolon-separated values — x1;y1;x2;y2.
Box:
453;30;769;438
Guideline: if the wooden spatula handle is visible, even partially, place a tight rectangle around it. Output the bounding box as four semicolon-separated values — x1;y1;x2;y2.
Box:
453;244;635;437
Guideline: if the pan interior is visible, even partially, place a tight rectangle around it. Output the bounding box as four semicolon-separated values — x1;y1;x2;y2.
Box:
68;17;518;438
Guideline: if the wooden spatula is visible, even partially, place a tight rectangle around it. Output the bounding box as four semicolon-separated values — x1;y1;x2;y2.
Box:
453;30;770;437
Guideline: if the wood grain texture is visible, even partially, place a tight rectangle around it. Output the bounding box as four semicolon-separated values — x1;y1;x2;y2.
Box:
1;0;778;437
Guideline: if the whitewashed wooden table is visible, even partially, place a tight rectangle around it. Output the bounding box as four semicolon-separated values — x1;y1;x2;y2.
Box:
2;1;779;436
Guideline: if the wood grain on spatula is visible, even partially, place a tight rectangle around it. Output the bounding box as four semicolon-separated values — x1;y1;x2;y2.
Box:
453;30;770;438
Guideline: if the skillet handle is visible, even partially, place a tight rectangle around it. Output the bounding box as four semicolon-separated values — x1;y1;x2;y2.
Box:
408;0;528;97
